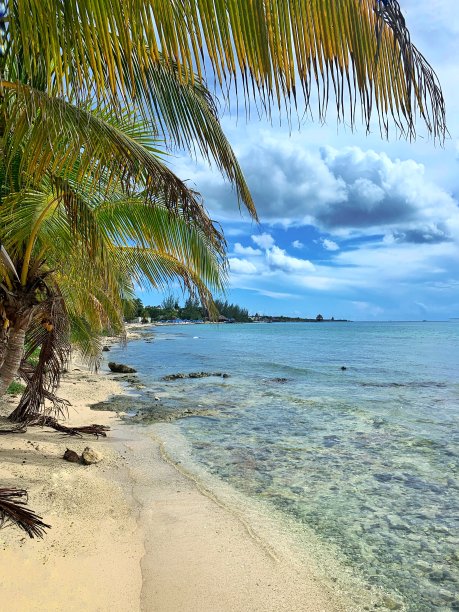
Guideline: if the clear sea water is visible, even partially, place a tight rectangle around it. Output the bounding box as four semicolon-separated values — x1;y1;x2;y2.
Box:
108;322;459;611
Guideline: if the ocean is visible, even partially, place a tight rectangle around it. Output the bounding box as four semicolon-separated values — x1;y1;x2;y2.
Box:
106;321;459;611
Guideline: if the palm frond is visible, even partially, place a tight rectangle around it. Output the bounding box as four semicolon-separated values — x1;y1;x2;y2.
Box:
10;294;71;422
3;82;210;223
116;247;221;316
134;59;256;217
7;0;446;139
0;488;51;538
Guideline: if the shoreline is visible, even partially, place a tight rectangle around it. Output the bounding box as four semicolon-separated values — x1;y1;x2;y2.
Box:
1;357;370;611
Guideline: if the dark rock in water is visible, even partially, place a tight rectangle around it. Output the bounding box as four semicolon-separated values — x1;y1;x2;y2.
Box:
163;373;186;380
128;405;219;424
269;377;289;383
117;375;138;384
63;448;81;463
102;346;110;352
162;371;229;381
323;435;340;447
341;366;347;371
108;362;137;373
374;473;392;483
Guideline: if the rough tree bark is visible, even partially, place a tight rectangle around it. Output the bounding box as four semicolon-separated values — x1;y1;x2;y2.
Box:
0;323;27;397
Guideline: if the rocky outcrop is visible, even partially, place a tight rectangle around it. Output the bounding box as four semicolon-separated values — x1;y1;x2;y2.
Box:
108;362;137;373
162;371;229;381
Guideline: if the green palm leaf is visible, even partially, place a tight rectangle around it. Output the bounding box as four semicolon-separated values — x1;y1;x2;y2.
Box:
7;0;446;139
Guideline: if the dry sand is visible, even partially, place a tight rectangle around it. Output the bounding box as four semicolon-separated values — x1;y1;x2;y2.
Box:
0;360;364;612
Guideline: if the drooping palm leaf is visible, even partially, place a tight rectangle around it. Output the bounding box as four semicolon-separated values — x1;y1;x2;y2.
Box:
10;293;71;422
7;0;446;139
2;83;212;222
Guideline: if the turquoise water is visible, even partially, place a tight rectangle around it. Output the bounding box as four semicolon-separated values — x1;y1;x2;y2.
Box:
110;322;459;610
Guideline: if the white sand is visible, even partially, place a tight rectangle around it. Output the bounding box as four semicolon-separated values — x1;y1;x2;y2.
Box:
0;362;364;611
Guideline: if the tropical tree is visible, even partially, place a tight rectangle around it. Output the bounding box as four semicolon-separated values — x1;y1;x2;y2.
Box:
1;14;260;417
0;102;228;420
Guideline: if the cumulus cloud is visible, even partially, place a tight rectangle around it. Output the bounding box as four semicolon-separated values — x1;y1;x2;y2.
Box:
292;240;304;249
251;232;275;249
322;239;339;251
192;139;459;245
313;147;457;235
266;246;315;273
233;243;262;256
228;258;258;275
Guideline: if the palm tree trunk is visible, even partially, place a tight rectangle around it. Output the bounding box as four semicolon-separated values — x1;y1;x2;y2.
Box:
0;324;27;397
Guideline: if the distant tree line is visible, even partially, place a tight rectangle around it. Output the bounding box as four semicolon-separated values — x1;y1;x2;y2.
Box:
125;296;251;323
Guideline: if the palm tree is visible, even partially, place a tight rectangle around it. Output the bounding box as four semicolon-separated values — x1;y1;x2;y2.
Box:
0;105;228;421
1;29;257;415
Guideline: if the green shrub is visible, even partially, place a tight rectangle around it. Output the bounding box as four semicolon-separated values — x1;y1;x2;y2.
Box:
6;381;26;396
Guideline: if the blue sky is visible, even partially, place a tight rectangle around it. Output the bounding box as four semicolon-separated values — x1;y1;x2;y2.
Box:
141;2;459;321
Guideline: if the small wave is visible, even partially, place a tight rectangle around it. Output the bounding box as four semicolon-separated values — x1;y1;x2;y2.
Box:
359;381;447;389
257;361;311;375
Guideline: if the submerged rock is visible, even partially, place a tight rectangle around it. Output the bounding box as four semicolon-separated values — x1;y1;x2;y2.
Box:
162;371;230;381
381;595;403;610
108;362;137;373
102;345;110;352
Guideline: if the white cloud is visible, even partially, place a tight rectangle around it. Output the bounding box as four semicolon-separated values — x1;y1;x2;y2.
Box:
251;232;275;249
190;138;459;246
322;239;339;251
225;227;248;237
228;258;258;275
292;240;304;249
257;290;299;299
233;243;262;256
266;246;315;273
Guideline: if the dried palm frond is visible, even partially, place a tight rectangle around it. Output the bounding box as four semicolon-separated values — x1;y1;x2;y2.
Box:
26;414;109;438
0;424;27;434
0;488;51;538
9;294;71;423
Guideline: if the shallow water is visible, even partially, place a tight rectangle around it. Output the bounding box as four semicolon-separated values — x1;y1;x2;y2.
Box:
109;322;459;611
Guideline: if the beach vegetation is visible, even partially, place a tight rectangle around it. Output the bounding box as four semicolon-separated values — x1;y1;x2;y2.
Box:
6;380;25;395
132;296;250;323
213;300;251;323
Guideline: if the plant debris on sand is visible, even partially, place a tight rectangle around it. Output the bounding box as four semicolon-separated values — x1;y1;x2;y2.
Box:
0;488;51;538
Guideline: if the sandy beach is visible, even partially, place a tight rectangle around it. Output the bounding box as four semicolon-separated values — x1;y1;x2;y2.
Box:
0;355;361;612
